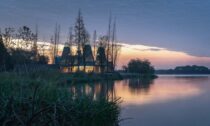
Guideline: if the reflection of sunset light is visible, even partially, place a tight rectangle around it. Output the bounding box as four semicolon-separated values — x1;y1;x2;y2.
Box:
115;77;203;105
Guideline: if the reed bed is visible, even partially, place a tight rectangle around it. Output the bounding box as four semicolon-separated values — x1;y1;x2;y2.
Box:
0;70;120;126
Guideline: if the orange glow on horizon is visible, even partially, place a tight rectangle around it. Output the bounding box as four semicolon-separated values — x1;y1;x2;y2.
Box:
117;43;210;69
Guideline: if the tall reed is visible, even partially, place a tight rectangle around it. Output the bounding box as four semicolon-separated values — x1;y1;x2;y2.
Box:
0;70;120;126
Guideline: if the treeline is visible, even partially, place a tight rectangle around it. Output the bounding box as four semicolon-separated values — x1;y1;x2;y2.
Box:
156;65;210;74
0;26;49;72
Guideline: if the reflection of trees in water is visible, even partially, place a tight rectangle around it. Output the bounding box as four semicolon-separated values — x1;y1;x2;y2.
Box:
69;80;116;101
128;78;154;94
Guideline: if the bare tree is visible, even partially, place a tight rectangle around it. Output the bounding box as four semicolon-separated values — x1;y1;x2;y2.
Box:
113;43;121;70
49;36;55;64
31;25;38;61
3;27;15;49
52;24;60;64
111;18;121;70
18;26;34;50
106;13;112;72
92;30;97;59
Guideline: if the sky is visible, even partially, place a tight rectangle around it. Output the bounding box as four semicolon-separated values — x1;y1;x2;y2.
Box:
0;0;210;69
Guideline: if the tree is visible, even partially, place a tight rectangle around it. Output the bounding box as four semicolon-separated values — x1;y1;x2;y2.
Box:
127;59;155;75
112;43;121;71
31;25;38;61
0;35;13;71
52;24;60;64
18;26;34;49
3;27;15;49
111;18;121;71
74;10;89;71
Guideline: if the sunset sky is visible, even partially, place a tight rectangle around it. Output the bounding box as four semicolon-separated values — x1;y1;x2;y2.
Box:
119;43;210;69
0;0;210;69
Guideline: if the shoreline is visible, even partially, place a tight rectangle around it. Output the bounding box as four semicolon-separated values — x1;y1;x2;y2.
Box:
65;72;158;84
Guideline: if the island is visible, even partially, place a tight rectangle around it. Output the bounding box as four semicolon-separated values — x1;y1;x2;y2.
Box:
156;65;210;74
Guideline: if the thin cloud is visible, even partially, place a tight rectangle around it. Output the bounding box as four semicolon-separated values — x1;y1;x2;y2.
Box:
120;43;165;52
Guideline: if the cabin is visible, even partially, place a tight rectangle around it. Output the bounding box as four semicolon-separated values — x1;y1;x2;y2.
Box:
59;43;112;73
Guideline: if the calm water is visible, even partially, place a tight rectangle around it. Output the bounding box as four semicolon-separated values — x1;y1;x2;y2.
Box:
119;75;210;126
69;75;210;126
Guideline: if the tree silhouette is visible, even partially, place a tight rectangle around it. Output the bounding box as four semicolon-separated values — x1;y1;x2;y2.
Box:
0;35;13;71
74;10;89;71
127;59;155;75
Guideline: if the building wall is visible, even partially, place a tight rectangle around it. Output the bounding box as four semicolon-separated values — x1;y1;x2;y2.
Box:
61;66;94;73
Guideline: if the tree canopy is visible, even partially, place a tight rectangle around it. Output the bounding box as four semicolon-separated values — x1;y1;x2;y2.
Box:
125;59;155;75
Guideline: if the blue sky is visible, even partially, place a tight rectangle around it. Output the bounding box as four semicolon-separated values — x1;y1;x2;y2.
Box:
0;0;210;58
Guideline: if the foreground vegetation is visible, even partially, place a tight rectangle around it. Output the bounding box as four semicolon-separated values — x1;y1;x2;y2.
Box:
0;70;120;126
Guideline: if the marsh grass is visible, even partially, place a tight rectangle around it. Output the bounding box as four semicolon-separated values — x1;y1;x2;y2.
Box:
0;70;120;126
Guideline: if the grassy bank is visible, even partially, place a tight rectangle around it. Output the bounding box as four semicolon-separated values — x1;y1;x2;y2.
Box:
0;70;120;126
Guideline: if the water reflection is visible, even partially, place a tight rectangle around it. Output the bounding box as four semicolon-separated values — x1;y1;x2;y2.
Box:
69;80;116;101
68;77;156;105
68;75;210;126
69;76;208;106
127;78;154;94
120;75;210;126
117;77;204;105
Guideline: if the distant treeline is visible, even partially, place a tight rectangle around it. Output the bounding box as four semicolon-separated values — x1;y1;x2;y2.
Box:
156;65;210;74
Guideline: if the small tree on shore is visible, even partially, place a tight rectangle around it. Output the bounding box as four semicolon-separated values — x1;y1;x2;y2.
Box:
126;59;155;75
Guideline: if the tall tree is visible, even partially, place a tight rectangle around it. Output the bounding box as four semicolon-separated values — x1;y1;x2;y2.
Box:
92;30;97;59
106;13;112;72
52;24;60;64
111;18;121;70
68;27;73;54
74;10;89;71
31;25;38;61
68;27;74;70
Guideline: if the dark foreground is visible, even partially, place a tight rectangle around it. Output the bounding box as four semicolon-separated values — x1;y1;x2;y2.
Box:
0;70;120;126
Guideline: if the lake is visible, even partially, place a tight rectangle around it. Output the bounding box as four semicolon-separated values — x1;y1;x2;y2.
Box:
119;75;210;126
69;75;210;126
